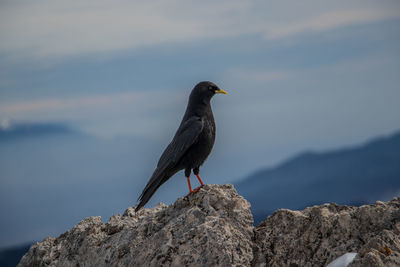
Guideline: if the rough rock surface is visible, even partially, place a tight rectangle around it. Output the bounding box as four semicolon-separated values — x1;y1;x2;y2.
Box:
18;184;399;267
253;198;400;267
18;184;254;267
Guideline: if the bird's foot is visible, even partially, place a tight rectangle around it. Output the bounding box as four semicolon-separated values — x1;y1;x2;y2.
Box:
192;185;204;192
185;185;204;197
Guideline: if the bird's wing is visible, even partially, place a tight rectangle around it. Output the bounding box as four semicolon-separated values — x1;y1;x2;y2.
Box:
157;116;204;170
135;116;203;211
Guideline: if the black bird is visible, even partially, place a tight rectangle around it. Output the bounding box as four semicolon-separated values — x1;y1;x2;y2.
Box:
135;81;227;211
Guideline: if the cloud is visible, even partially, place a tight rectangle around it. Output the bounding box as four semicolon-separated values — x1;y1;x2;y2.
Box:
0;119;11;130
0;89;184;125
0;90;179;114
0;88;190;138
225;69;290;83
224;48;398;86
265;8;400;39
1;93;135;114
1;1;399;58
0;0;252;58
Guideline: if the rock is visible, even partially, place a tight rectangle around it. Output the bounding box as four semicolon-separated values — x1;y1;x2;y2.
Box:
253;198;400;267
18;184;400;267
18;184;254;267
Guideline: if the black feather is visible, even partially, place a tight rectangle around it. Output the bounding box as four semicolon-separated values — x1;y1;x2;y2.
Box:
135;81;224;211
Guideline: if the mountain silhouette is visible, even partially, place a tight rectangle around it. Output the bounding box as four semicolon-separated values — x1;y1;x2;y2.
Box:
235;131;400;224
0;243;31;267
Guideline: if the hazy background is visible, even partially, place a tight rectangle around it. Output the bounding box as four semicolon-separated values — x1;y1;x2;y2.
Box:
1;0;400;250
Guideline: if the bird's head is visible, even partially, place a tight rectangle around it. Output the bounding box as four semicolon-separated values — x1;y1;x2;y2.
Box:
190;81;227;105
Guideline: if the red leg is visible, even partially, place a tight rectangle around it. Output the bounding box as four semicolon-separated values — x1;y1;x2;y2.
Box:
186;176;193;193
188;174;205;193
186;175;203;197
196;174;204;186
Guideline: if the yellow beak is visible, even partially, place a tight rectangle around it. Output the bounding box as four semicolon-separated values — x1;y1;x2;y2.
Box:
215;89;228;95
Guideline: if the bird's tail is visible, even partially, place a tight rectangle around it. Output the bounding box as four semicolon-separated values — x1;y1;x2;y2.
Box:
135;168;175;212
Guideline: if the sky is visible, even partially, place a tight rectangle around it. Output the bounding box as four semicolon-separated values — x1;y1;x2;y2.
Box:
1;0;400;248
1;1;399;149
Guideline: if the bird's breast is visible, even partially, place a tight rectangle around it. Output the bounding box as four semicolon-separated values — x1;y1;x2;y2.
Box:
196;117;216;156
180;116;215;169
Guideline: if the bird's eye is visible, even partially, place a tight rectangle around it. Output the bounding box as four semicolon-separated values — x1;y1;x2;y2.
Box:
208;86;214;91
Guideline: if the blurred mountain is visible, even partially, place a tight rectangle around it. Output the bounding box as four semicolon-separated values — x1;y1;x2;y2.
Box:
0;121;165;249
0;243;31;267
235;131;400;224
0;122;77;142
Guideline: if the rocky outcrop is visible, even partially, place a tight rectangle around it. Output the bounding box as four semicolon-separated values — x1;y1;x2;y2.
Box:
18;184;400;267
253;199;400;267
18;184;254;266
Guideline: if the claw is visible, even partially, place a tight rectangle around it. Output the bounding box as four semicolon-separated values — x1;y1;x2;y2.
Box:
193;185;204;192
185;175;205;197
185;184;204;197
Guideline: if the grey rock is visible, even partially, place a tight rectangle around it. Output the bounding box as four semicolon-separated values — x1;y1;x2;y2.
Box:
253;198;400;267
18;184;254;267
18;184;400;267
